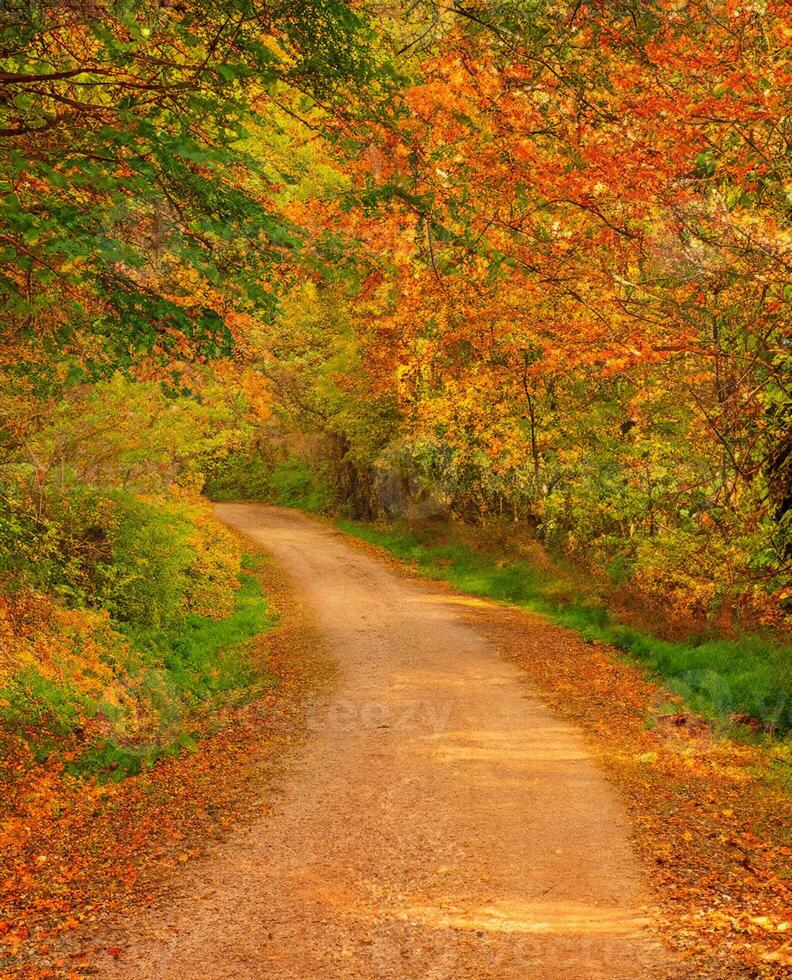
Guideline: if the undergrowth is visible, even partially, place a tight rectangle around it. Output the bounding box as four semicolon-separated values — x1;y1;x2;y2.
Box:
0;555;276;781
204;453;333;513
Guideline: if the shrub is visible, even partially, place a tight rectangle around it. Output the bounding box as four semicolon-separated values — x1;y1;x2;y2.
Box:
268;457;333;512
93;492;196;629
182;499;242;619
202;447;273;503
2;486;242;631
0;594;151;754
0;563;274;777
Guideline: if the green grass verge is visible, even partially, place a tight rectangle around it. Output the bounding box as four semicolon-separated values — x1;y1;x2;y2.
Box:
78;560;277;779
1;555;277;781
338;521;792;737
128;557;274;710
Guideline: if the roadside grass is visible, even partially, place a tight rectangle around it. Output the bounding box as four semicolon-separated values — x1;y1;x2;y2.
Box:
338;521;792;738
0;554;277;780
80;558;277;779
127;555;274;711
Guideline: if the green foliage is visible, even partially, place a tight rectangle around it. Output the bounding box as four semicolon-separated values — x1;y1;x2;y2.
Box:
0;563;274;780
203;447;274;503
0;668;84;740
131;570;273;710
0;486;230;630
102;498;193;627
203;446;335;513
339;520;792;735
0;371;253;498
268;458;334;513
78;569;275;779
0;1;388;371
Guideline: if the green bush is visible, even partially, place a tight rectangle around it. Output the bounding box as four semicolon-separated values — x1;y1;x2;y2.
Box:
0;564;275;779
1;486;241;631
203;449;334;513
203;447;273;502
0;486;191;626
94;492;196;629
81;568;275;778
269;457;333;512
0;667;85;739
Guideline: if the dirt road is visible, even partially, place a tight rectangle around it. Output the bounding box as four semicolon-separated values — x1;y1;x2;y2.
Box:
105;505;677;979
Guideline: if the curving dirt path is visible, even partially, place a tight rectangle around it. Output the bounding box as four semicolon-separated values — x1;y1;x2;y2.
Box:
104;505;678;979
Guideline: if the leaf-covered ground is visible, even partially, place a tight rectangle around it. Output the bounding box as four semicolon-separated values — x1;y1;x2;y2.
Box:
0;547;331;979
339;527;791;979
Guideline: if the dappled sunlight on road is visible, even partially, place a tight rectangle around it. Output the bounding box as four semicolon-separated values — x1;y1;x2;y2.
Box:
393;898;652;936
409;593;496;609
429;734;590;764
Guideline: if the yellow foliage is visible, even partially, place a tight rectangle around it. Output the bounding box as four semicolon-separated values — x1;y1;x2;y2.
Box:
181;497;242;620
0;591;155;739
